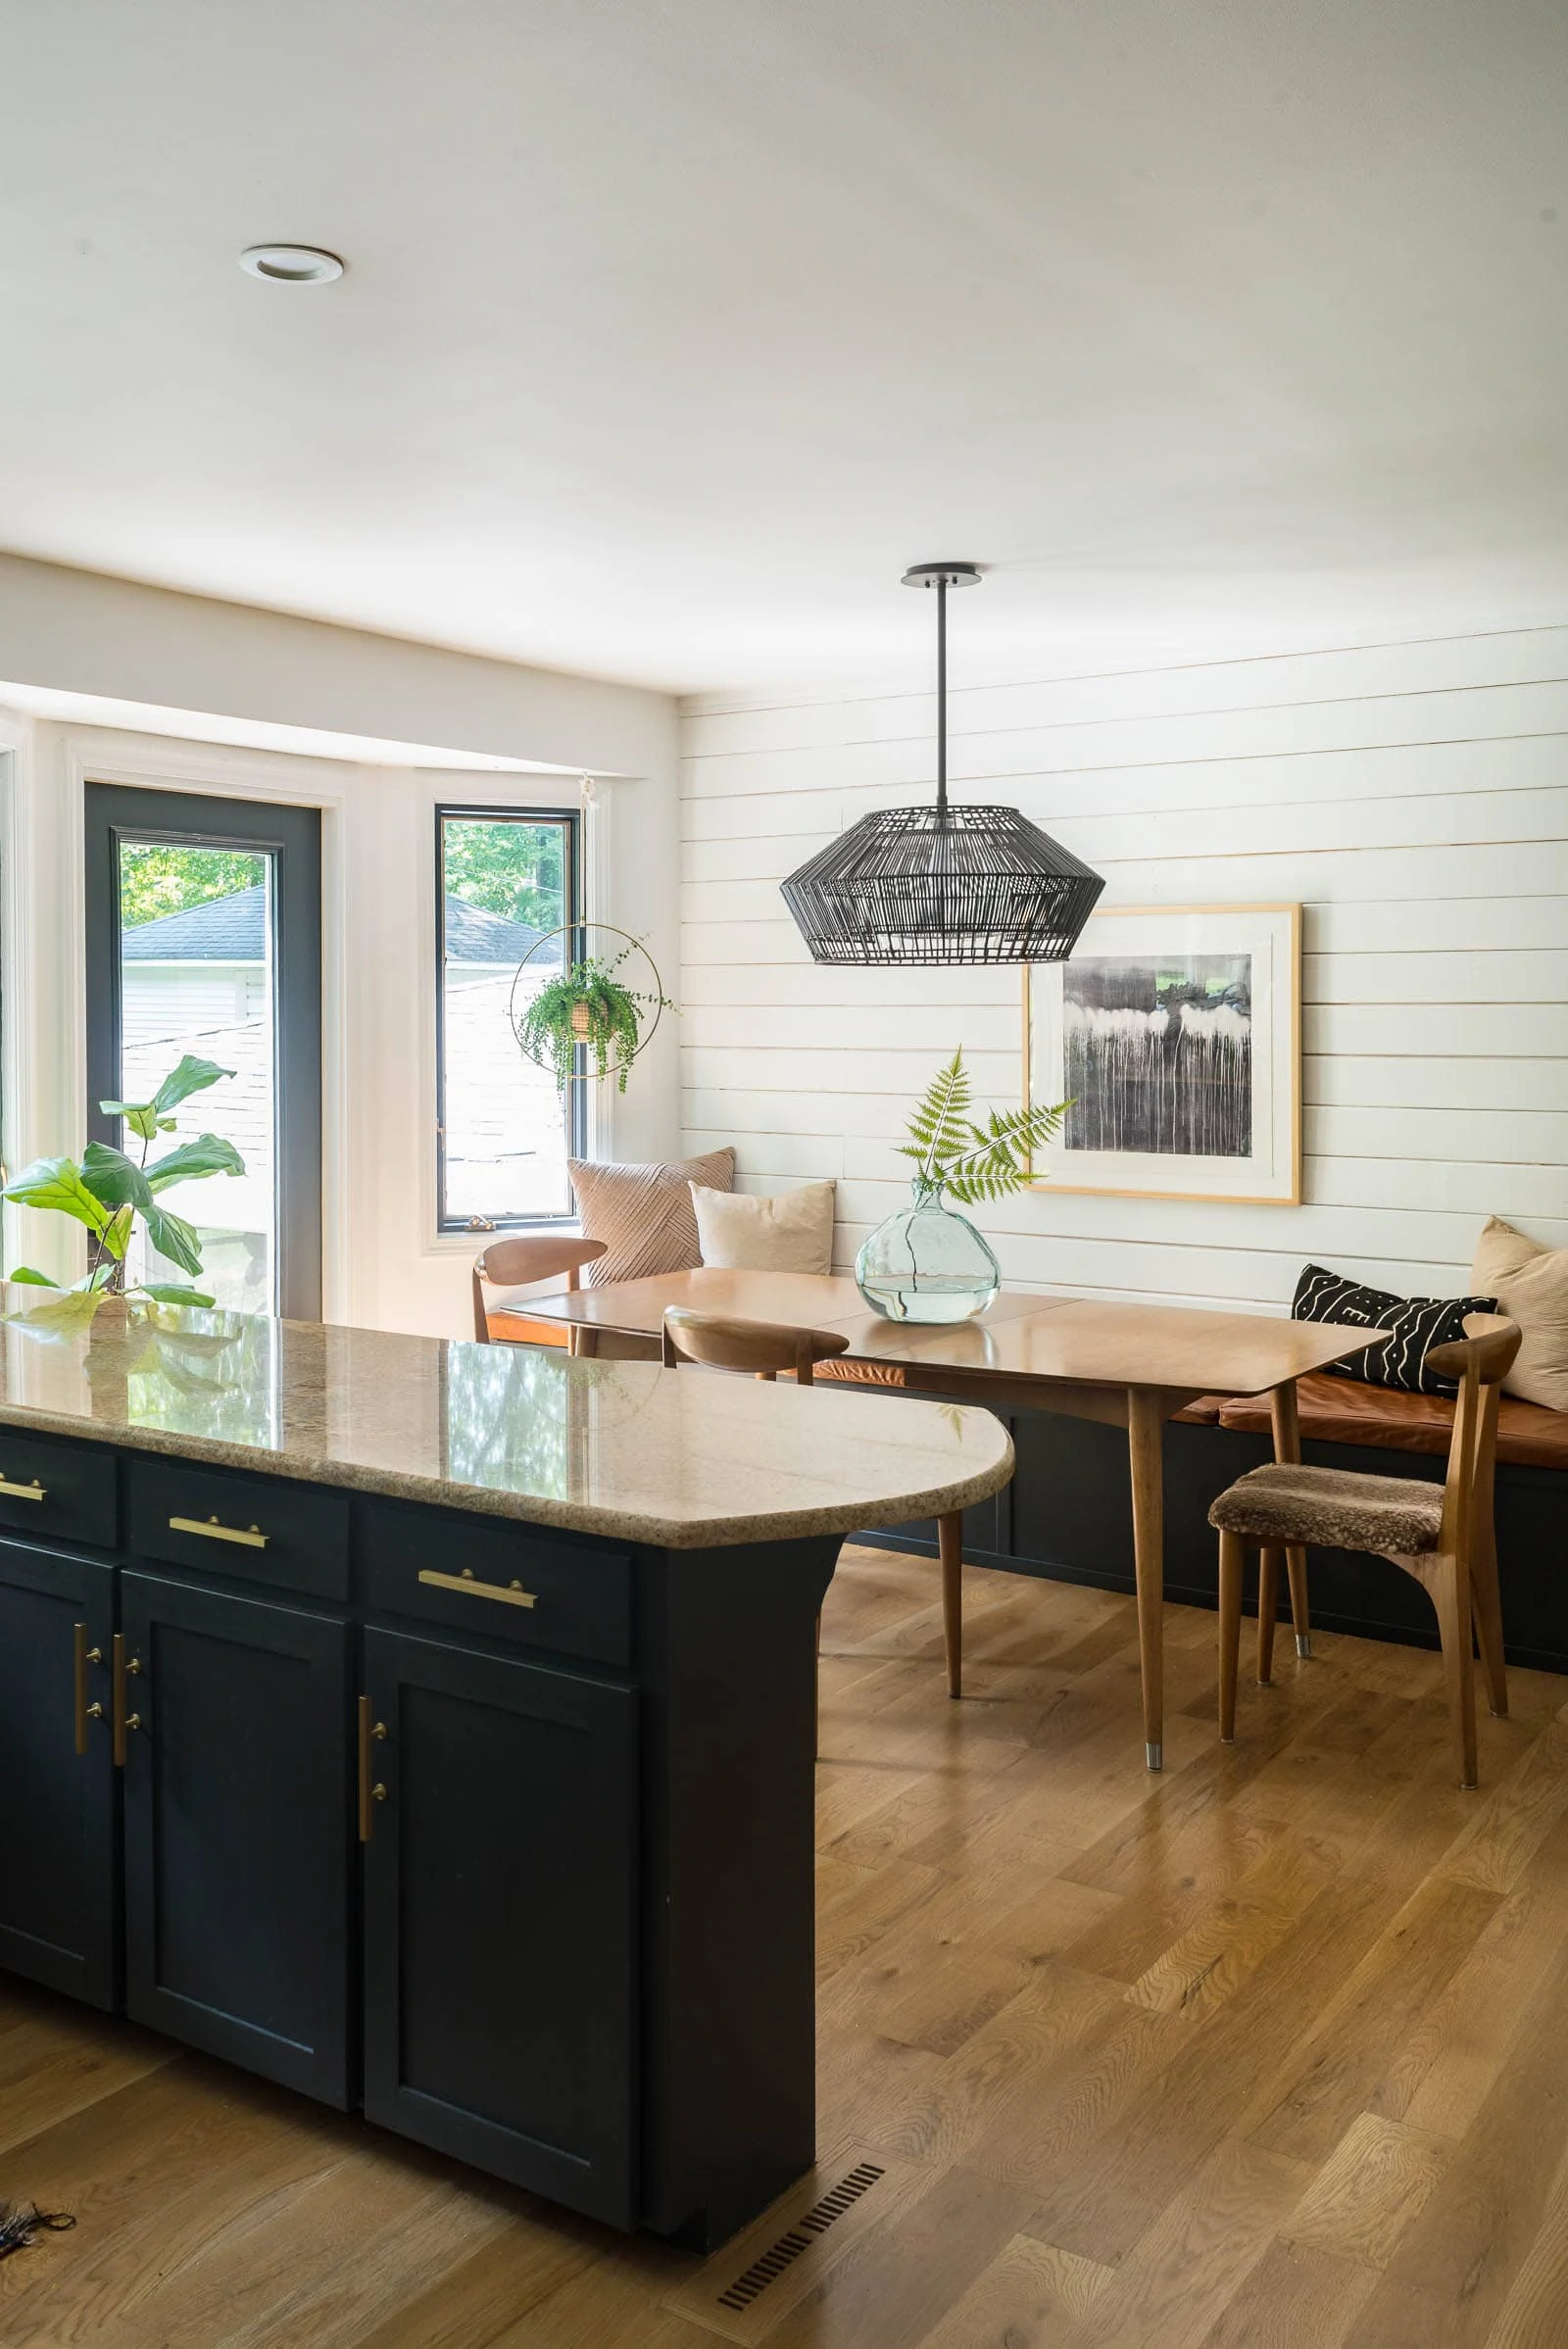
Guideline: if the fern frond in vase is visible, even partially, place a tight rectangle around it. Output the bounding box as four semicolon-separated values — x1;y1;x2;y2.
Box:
859;1051;1069;1323
894;1050;1066;1201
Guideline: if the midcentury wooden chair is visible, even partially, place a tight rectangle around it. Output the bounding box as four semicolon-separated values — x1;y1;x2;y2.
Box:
1211;1315;1521;1787
471;1236;608;1347
662;1306;970;1701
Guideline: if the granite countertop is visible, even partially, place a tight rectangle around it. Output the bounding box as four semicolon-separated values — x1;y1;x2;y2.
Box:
0;1290;1013;1549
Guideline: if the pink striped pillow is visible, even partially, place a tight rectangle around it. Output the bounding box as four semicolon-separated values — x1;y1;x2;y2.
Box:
568;1150;735;1285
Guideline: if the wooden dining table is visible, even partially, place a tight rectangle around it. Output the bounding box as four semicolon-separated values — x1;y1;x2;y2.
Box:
503;1269;1384;1773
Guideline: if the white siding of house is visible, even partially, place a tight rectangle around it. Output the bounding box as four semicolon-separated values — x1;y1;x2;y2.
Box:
679;625;1568;1313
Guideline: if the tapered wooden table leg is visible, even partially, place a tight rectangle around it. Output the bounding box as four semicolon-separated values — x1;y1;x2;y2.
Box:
1269;1380;1312;1657
938;1510;963;1698
1128;1390;1166;1771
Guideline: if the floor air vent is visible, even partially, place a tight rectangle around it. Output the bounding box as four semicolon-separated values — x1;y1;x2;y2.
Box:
716;2163;886;2311
664;2143;915;2344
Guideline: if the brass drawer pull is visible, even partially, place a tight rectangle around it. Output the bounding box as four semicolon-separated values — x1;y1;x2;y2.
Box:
112;1633;143;1768
0;1476;45;1501
73;1622;105;1754
417;1567;536;1610
170;1514;269;1549
357;1695;388;1842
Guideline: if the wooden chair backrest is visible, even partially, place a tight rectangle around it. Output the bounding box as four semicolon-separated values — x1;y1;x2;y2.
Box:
471;1236;608;1343
1425;1314;1522;1565
661;1307;852;1386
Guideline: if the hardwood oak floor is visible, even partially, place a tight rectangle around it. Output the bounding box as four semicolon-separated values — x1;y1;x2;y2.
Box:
7;1542;1568;2347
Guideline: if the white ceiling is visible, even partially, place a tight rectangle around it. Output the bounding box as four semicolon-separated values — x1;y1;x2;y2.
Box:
2;1;1565;694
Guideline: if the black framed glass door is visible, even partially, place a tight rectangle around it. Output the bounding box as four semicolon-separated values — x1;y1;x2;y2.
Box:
84;785;323;1321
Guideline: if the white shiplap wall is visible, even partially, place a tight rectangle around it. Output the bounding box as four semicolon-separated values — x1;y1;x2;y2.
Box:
678;625;1568;1315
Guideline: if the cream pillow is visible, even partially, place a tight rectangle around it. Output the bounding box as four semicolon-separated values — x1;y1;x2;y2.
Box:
1471;1216;1568;1411
691;1180;836;1275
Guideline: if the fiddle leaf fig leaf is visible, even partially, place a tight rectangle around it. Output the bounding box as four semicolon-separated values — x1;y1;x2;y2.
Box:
146;1134;245;1192
6;1266;59;1287
139;1283;217;1307
81;1142;156;1217
3;1155;115;1235
143;1202;205;1277
100;1100;161;1141
150;1054;234;1115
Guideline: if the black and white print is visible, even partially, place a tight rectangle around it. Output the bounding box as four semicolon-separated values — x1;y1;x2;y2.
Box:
1062;954;1251;1158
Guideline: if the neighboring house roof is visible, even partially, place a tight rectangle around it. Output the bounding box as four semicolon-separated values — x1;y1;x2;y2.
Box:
122;888;559;966
122;884;269;961
442;898;560;965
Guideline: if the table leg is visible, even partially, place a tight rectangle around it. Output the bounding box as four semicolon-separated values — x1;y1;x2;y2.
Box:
1269;1381;1312;1658
1128;1389;1165;1772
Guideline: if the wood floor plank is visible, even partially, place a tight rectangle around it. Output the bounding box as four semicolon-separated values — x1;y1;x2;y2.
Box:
1284;2112;1453;2270
1201;2239;1381;2348
1;1545;1563;2349
909;2231;1114;2347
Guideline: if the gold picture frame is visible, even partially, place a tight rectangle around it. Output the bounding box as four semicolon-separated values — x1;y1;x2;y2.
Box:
1023;903;1302;1204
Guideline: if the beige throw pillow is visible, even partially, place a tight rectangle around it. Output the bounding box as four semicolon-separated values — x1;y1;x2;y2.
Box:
1471;1215;1568;1411
568;1149;735;1285
691;1179;836;1275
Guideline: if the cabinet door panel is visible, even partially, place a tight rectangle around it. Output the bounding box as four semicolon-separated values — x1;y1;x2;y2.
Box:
122;1573;352;2106
363;1629;637;2227
0;1542;116;2006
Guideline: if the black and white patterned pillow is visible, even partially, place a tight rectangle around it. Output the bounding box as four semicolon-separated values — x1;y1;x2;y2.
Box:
1292;1264;1499;1396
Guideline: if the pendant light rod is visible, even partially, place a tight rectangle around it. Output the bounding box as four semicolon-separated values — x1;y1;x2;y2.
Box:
902;561;980;825
936;571;948;822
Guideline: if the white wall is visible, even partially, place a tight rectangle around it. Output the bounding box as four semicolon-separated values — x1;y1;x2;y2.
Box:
679;625;1568;1314
0;565;679;1339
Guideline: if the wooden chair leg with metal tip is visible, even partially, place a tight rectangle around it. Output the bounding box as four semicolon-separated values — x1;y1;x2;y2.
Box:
1285;1546;1312;1659
938;1511;963;1697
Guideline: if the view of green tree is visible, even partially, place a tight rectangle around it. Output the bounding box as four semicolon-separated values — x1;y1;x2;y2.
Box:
119;843;267;930
441;818;565;931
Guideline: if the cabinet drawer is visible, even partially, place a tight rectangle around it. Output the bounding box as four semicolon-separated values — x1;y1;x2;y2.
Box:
361;1499;632;1668
127;1458;350;1601
0;1427;118;1549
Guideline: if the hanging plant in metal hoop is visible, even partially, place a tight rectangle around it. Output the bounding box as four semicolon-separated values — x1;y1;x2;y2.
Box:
510;923;675;1094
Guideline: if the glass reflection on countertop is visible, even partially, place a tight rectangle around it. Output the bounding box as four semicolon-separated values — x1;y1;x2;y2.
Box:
0;1286;668;1505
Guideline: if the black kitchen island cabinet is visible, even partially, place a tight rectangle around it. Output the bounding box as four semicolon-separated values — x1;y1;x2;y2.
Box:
0;1297;1011;2245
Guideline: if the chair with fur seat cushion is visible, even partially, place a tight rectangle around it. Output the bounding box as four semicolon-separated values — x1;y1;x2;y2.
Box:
1210;1463;1444;1558
1209;1314;1521;1788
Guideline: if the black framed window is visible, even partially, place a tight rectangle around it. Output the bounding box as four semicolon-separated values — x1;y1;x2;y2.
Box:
436;807;583;1233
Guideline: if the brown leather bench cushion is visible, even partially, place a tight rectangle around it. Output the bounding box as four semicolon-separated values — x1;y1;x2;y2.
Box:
1217;1371;1568;1471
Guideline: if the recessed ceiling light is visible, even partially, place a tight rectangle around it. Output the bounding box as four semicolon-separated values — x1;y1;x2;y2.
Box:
239;244;344;284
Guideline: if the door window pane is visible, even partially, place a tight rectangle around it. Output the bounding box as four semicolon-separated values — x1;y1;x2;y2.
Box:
438;812;578;1228
118;841;277;1313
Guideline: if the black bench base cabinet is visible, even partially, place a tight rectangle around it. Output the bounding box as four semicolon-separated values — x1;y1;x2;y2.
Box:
0;1436;836;2249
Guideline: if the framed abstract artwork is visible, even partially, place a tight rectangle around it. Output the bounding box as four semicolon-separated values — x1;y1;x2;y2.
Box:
1024;904;1301;1204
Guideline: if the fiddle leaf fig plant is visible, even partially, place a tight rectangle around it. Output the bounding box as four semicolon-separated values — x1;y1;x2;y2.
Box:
514;938;676;1094
897;1050;1069;1204
3;1053;245;1306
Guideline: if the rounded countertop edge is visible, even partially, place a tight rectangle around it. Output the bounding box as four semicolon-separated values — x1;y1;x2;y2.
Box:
0;1400;1015;1552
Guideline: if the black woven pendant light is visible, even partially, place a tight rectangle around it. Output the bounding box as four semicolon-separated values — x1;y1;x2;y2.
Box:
781;563;1104;965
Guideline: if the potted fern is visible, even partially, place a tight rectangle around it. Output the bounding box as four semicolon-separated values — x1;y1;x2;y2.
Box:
858;1051;1066;1323
514;940;675;1095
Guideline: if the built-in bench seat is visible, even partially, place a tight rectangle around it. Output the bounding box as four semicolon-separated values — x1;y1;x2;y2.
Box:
1212;1369;1568;1471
